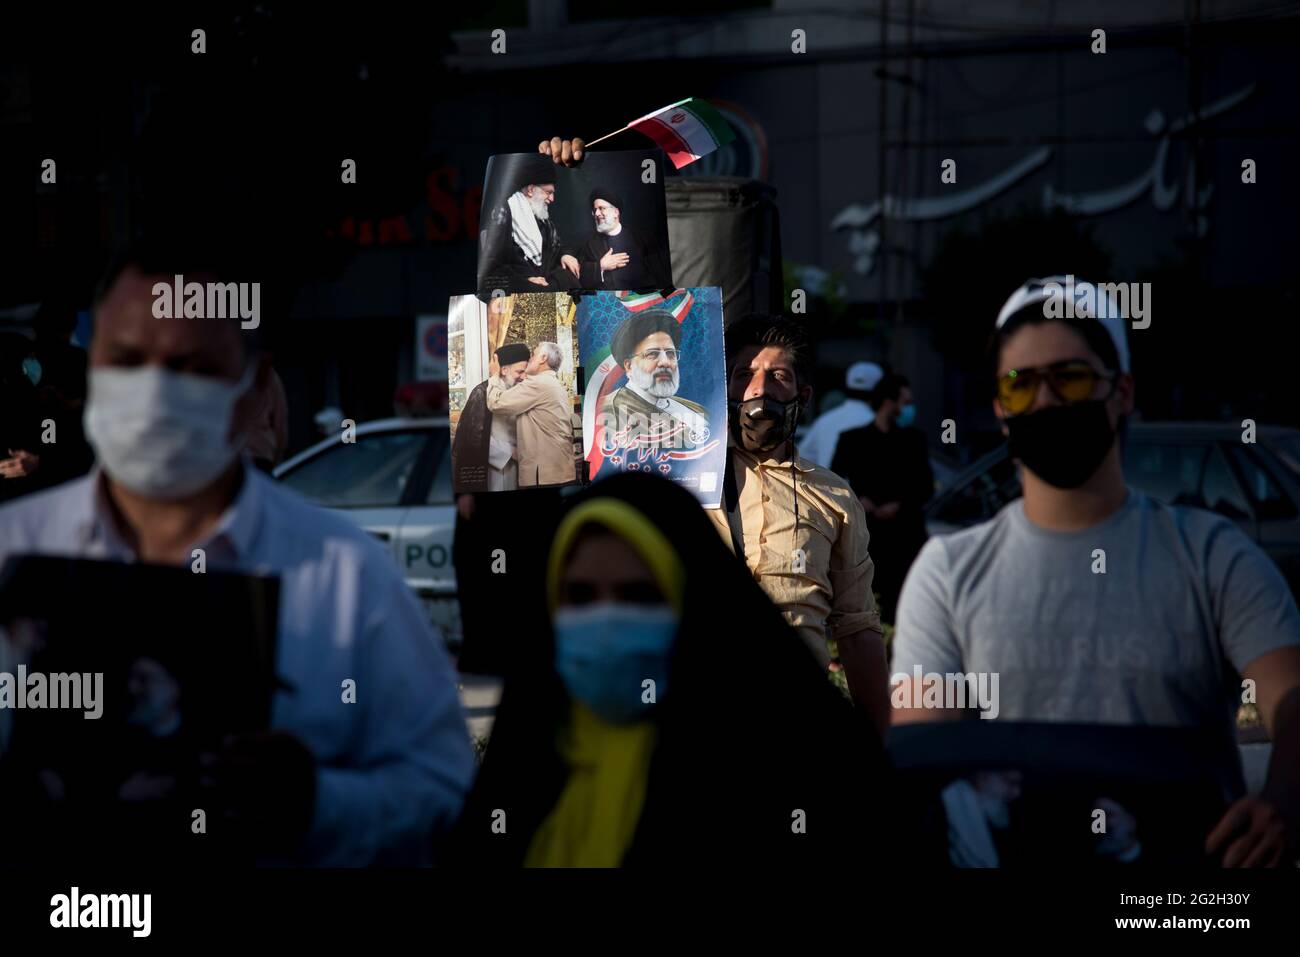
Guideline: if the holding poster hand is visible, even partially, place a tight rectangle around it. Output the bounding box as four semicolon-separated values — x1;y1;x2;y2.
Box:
539;136;585;166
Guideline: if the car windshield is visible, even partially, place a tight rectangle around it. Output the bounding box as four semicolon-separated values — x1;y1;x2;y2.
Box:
1123;441;1253;520
929;451;1020;525
930;432;1274;528
281;429;428;507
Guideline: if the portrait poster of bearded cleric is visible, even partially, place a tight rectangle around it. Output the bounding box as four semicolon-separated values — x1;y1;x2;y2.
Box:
477;149;672;296
577;288;726;508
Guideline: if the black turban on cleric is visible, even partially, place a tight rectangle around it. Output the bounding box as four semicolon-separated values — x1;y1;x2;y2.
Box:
512;153;557;195
495;342;531;366
588;186;625;212
610;310;680;364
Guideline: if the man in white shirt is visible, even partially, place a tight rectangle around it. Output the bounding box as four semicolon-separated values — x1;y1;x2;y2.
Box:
799;361;882;468
0;247;476;865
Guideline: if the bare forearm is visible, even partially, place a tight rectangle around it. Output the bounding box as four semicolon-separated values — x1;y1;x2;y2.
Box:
889;676;966;725
837;628;889;737
1262;687;1300;833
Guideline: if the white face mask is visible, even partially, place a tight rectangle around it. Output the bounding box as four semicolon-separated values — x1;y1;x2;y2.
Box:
84;364;257;499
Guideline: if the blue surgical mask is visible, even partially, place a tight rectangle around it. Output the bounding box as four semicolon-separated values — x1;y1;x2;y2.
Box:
896;403;916;428
553;602;679;724
22;357;42;387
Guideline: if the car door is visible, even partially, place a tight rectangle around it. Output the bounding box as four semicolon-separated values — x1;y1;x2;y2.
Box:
392;426;461;644
274;426;433;560
394;426;457;594
925;446;1020;535
1122;438;1256;537
1222;443;1300;596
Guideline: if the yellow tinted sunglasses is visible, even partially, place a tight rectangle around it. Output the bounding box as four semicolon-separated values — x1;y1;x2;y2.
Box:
997;359;1116;416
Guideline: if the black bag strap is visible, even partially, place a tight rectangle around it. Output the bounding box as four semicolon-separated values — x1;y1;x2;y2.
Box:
722;450;745;556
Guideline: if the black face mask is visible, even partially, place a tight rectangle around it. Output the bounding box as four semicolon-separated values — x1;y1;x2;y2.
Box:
1004;400;1116;489
729;396;800;453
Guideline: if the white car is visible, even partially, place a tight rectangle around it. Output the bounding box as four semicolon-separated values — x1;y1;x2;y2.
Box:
272;417;461;646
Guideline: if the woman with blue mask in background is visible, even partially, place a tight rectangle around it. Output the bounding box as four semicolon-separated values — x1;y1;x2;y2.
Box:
448;471;896;868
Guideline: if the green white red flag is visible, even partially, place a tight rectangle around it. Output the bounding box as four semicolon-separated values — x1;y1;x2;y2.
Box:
627;99;735;170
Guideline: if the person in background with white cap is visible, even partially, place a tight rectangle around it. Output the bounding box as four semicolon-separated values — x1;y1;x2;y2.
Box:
891;277;1300;867
798;361;883;469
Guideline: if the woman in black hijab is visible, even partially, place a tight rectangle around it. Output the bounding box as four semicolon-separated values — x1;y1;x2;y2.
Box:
446;471;894;867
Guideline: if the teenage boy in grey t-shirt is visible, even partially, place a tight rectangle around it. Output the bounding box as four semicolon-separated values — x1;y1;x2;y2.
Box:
891;277;1300;868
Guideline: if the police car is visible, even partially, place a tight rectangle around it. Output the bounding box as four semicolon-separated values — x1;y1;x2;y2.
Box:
272;417;461;646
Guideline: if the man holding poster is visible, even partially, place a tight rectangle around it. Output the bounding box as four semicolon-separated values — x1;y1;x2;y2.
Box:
713;315;890;734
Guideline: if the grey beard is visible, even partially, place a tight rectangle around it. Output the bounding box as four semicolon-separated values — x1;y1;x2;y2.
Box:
630;363;678;398
595;220;617;234
529;195;549;221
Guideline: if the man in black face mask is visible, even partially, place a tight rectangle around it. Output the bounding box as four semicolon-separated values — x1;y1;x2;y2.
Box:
891;277;1300;868
709;315;890;734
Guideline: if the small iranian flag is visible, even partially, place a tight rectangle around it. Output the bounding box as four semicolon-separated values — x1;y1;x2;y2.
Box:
616;289;694;320
614;290;664;312
628;99;735;170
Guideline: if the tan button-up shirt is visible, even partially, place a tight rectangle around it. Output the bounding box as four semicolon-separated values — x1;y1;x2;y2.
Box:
487;369;575;486
709;444;882;667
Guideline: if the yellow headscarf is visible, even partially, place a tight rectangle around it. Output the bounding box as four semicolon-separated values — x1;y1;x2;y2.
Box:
525;497;685;868
544;497;685;617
